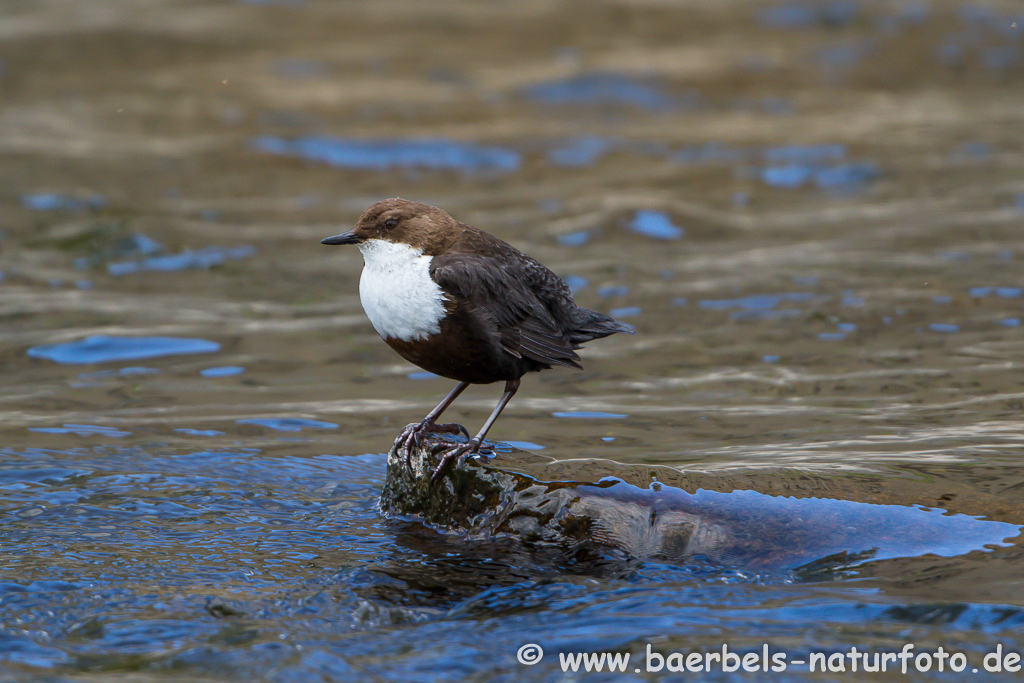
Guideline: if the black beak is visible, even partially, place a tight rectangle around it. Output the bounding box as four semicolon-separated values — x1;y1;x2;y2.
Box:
320;231;360;245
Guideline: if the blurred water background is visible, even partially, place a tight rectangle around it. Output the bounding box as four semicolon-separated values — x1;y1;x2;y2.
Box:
2;0;1024;680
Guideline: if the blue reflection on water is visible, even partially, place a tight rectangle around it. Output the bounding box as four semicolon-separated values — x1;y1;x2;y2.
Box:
671;142;749;165
732;308;802;322
758;2;862;28
598;285;629;298
970;287;1022;299
699;293;814;311
236;418;338;432
548;137;614;166
562;275;589;293
500;441;546;451
407;371;440;380
552;411;628;419
762;162;879;190
108;246;255;276
200;366;246;378
78;367;160;380
28;336;221;364
522;73;677;110
764;144;846;163
28;424;131;437
627;211;684;240
174;428;225;436
556;230;592;247
253;136;521;172
21;193;106;211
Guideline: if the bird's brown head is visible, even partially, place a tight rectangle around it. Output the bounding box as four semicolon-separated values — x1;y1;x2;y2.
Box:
321;198;459;255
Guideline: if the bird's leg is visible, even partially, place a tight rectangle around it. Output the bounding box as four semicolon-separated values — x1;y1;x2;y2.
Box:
395;381;470;473
431;378;520;484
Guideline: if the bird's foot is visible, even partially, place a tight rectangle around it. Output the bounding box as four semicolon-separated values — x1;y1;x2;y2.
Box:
430;438;484;484
395;420;471;475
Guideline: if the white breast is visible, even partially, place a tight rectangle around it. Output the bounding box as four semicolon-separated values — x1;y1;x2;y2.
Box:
357;239;447;342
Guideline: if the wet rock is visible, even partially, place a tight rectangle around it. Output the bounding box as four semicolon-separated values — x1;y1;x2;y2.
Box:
379;428;1021;572
379;429;731;564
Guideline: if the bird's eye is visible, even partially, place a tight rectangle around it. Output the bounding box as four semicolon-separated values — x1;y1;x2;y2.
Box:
384;218;398;229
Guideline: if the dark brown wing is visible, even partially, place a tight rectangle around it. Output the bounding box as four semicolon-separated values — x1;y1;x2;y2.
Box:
429;253;582;369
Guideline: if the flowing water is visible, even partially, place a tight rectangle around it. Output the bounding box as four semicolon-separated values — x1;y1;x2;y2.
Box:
1;0;1024;680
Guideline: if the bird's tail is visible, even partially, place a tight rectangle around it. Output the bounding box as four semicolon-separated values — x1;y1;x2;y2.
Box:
567;308;636;346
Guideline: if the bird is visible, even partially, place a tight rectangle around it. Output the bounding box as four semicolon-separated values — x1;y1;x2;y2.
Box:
321;198;633;481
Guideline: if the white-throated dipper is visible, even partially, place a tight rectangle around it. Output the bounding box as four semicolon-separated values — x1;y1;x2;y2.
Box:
322;198;633;480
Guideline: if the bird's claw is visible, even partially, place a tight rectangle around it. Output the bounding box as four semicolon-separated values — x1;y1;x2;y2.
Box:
429;439;482;485
429;446;466;485
395;420;471;477
394;427;421;477
428;442;452;456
